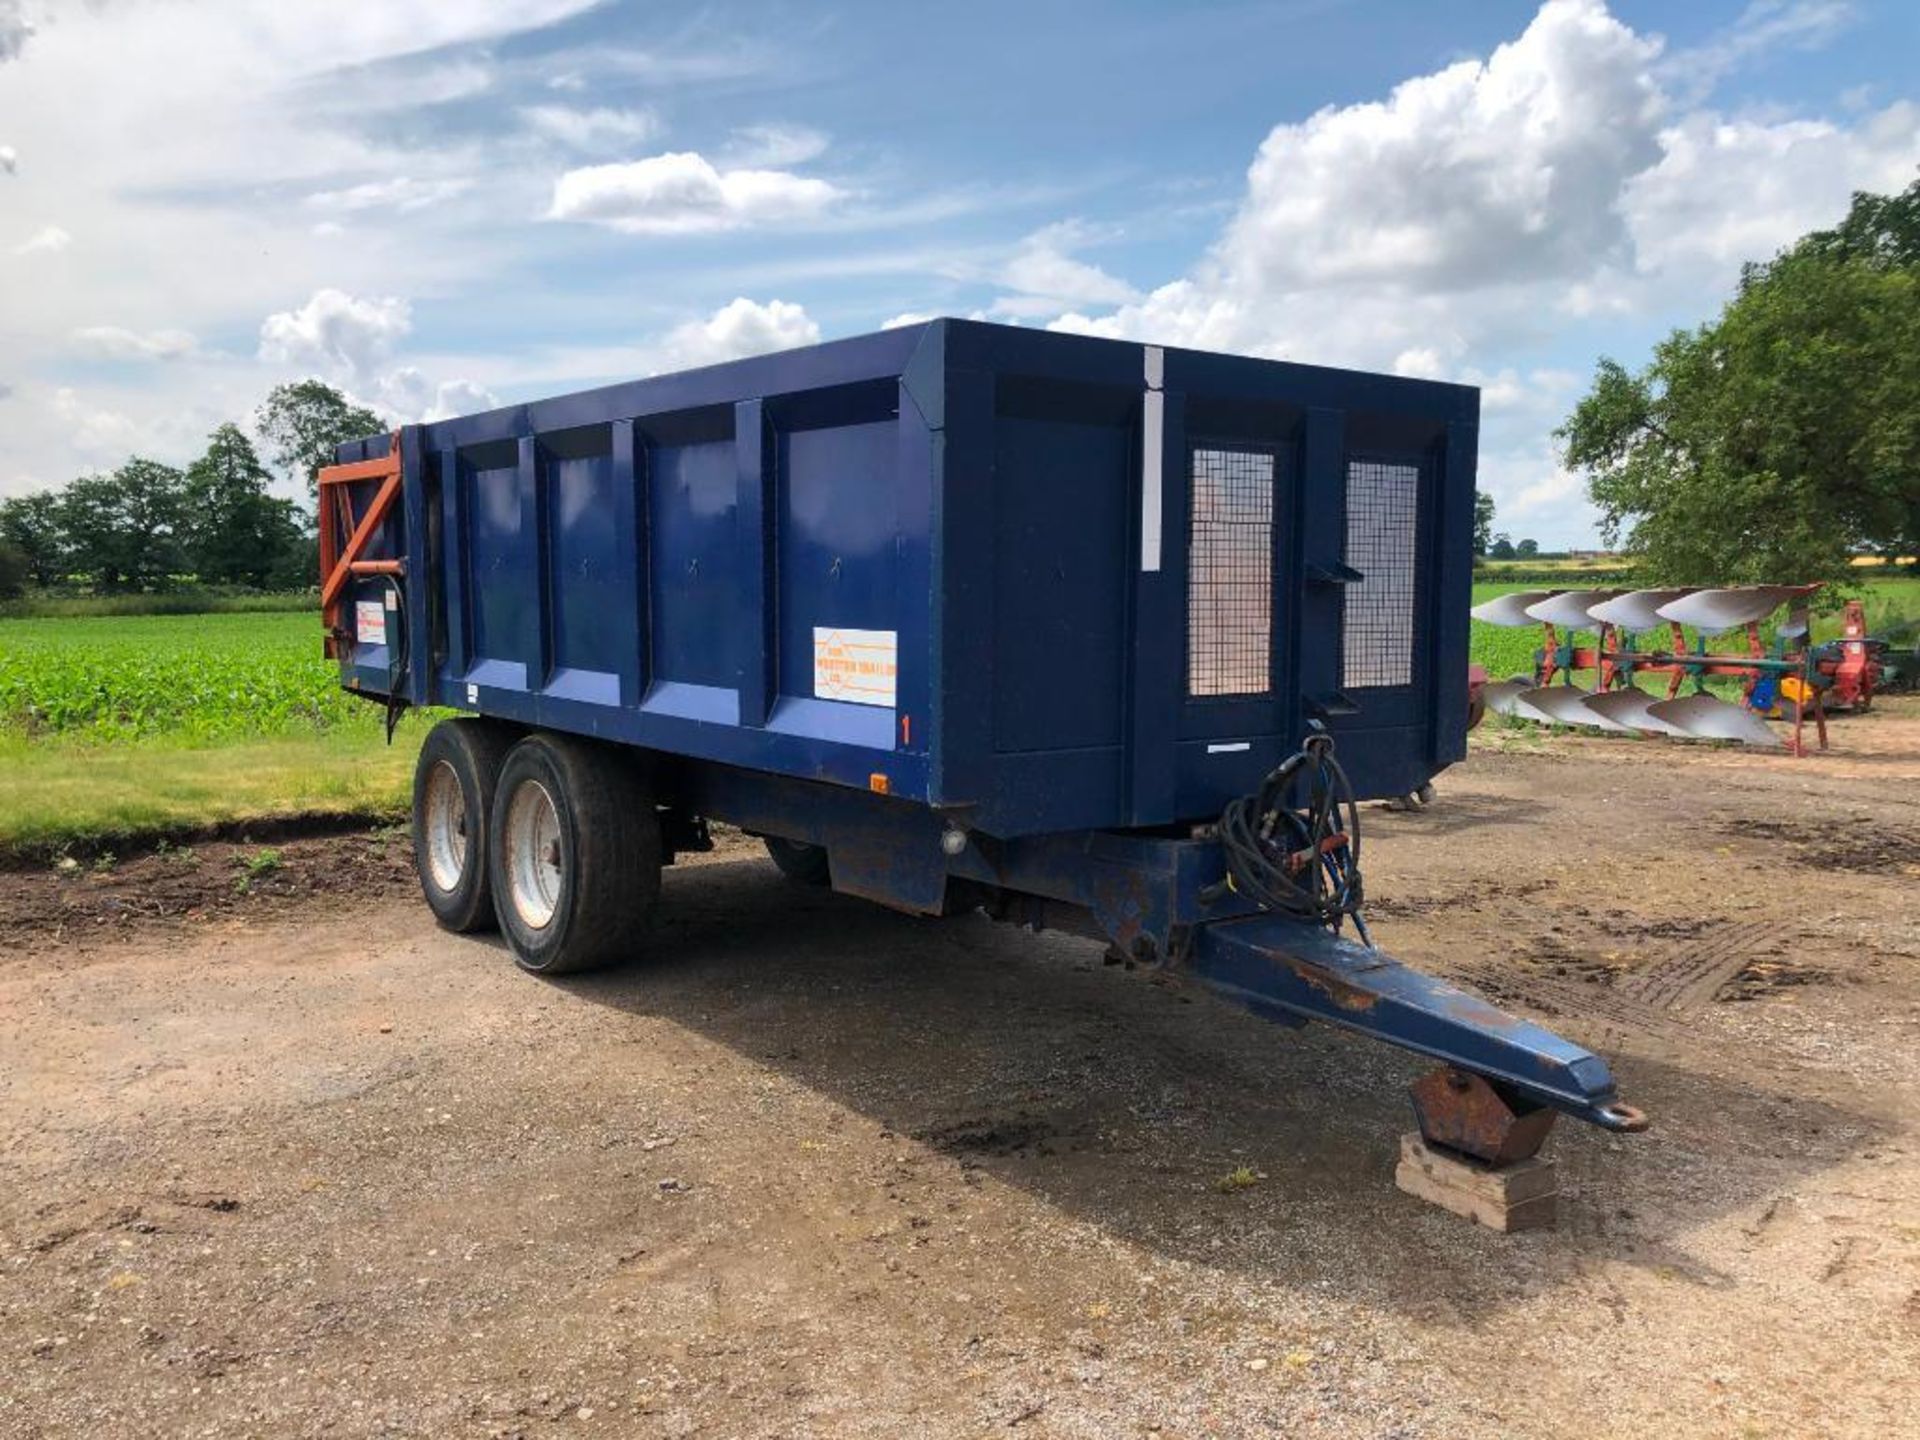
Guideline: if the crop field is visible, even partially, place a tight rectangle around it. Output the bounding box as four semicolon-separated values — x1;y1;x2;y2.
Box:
0;611;368;742
0;611;416;855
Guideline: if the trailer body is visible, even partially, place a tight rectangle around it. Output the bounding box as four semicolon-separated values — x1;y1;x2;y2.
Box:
323;320;1643;1156
332;320;1472;831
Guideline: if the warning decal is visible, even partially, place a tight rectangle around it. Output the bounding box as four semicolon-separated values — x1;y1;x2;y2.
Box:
813;627;897;708
355;599;388;647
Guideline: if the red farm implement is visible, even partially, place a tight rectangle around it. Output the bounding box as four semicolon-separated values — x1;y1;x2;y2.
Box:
1473;586;1886;756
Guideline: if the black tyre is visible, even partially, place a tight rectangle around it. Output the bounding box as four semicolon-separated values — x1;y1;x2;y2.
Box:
488;733;661;975
412;718;515;933
764;836;831;887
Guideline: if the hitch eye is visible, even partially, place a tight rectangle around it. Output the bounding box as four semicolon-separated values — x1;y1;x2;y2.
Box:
1593;1103;1651;1133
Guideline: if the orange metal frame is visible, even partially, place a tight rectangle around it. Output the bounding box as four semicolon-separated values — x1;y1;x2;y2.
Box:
316;432;404;656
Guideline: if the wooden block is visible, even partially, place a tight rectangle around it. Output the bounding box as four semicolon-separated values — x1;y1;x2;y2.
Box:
1395;1132;1558;1233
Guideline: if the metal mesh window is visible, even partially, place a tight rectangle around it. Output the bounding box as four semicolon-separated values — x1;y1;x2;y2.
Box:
1342;459;1420;689
1187;446;1274;697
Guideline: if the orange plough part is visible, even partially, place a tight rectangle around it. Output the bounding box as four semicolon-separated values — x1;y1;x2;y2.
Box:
316;431;404;655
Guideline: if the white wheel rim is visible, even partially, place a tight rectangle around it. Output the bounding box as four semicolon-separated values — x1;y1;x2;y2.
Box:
503;778;563;930
422;760;468;894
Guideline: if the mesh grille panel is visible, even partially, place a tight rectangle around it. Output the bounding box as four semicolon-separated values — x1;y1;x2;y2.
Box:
1342;459;1420;689
1187;446;1274;697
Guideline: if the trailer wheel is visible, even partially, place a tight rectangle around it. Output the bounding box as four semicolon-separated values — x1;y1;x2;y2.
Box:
489;733;661;975
763;836;831;887
412;718;515;933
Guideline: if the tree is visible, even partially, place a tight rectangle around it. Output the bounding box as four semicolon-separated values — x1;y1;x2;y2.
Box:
1473;489;1495;556
182;425;305;587
1515;537;1539;558
0;541;28;599
1560;180;1920;588
57;459;186;591
256;380;385;499
0;491;68;586
1489;534;1515;560
1798;176;1920;268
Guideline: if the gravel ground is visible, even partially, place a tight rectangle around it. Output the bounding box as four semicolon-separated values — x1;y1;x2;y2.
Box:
3;702;1918;1438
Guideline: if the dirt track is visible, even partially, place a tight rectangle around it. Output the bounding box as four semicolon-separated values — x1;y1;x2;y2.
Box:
4;704;1919;1438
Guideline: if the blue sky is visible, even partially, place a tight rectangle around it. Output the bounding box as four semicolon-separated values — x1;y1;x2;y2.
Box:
2;0;1916;544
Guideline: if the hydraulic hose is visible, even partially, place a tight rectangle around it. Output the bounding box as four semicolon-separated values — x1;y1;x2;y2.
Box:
1205;726;1370;943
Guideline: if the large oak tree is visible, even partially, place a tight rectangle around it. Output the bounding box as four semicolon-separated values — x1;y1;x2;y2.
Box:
1559;179;1920;590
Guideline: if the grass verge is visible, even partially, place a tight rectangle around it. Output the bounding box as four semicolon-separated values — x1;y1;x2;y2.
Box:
0;727;421;862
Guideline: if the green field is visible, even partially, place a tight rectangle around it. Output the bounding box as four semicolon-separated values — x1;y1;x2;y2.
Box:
0;609;418;856
0;611;367;741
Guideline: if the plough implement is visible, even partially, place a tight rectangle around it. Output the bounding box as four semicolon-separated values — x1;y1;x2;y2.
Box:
1473;585;1886;755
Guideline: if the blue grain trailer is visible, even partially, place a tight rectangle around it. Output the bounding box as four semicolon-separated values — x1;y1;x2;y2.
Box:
319;319;1644;1167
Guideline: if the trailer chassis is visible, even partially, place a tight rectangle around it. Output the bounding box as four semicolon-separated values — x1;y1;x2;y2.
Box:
674;761;1647;1163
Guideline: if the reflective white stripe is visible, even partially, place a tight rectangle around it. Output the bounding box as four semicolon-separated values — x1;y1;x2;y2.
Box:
1141;346;1165;572
1206;740;1251;754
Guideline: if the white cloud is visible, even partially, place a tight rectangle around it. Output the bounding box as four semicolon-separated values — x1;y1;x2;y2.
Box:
993;221;1139;318
1222;0;1665;297
72;326;201;362
1467;368;1593;535
200;4;601;76
1042;0;1917;372
1391;348;1446;381
258;289;412;379
546;151;845;234
373;367;500;423
1030;0;1920;547
660;297;819;368
1042;0;1680;365
0;1;621;499
726;124;829;168
880;311;938;330
51;388;146;464
305;176;473;214
13;223;68;255
521;104;660;150
424;378;500;421
1622;103;1920;283
299;57;496;115
1664;1;1855;98
0;0;32;64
